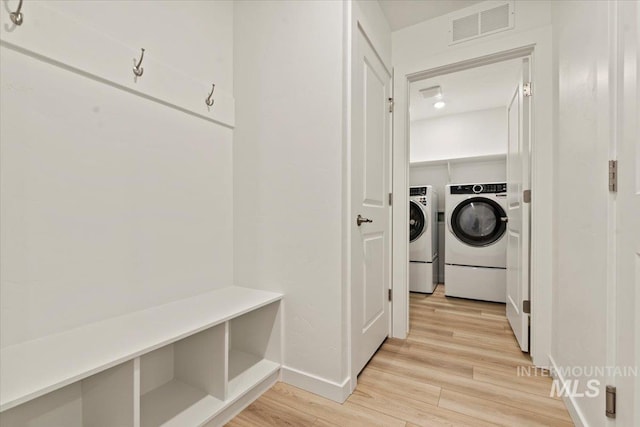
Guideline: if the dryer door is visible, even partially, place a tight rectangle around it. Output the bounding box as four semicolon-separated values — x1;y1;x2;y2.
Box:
409;200;426;242
450;197;507;247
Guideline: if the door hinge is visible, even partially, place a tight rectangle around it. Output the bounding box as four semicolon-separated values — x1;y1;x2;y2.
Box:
523;300;531;314
388;289;392;301
388;97;394;113
609;160;618;192
523;82;532;97
388;193;393;206
523;189;531;203
606;385;616;418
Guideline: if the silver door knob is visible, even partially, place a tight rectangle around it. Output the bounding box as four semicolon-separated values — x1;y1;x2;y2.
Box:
500;217;509;223
357;215;373;226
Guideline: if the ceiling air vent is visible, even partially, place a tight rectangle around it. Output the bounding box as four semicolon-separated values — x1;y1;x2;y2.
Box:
449;1;514;45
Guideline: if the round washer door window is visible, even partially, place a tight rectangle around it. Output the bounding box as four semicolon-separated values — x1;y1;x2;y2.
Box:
450;197;506;246
409;201;427;242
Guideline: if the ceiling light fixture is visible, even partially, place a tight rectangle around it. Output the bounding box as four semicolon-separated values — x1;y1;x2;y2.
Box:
419;85;442;100
433;101;446;109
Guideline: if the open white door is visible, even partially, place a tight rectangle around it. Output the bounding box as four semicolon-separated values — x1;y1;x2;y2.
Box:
615;1;639;423
506;58;531;352
351;26;392;376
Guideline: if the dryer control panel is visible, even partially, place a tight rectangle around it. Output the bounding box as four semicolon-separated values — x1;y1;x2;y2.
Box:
450;183;506;194
410;187;428;196
410;186;429;205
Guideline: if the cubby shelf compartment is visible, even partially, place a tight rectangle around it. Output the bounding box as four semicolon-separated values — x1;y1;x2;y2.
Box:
227;300;282;402
141;379;224;427
0;362;136;427
227;350;280;400
0;286;283;426
140;324;227;427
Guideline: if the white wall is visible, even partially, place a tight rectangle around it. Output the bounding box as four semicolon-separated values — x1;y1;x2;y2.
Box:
410;107;507;162
550;1;613;425
0;1;234;348
30;1;233;90
233;0;347;392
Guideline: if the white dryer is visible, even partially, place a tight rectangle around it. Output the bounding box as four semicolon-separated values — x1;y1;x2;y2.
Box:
409;186;438;293
445;183;507;302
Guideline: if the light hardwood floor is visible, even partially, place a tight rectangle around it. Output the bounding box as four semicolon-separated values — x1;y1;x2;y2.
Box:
226;285;573;426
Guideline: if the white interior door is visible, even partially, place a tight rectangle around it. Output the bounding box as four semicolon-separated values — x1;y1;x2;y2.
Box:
506;58;531;352
615;1;639;423
351;27;391;376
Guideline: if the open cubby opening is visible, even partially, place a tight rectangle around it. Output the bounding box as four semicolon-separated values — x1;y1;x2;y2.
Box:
227;301;281;399
0;362;136;427
0;287;283;427
140;325;226;427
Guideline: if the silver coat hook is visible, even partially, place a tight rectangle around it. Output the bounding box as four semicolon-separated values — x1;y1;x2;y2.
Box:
133;48;145;77
205;84;215;107
10;0;24;26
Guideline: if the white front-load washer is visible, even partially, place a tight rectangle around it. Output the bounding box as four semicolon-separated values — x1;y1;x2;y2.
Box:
445;183;507;302
409;185;438;293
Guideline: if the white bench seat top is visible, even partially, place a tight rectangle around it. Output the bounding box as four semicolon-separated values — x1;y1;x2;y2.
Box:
0;286;282;412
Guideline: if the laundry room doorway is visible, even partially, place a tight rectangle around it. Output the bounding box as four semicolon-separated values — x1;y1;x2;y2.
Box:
405;55;532;353
392;35;554;366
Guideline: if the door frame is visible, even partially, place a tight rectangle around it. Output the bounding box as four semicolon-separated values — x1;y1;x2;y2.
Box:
392;27;553;367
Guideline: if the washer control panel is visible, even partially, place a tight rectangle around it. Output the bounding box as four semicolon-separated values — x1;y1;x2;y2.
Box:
450;183;506;194
409;187;428;196
410;186;429;205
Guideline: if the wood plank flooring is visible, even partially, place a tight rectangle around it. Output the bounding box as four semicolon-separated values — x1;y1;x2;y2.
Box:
226;285;573;426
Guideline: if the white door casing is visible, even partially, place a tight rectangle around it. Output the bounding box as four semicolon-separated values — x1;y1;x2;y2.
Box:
506;58;531;352
615;0;639;424
351;26;392;377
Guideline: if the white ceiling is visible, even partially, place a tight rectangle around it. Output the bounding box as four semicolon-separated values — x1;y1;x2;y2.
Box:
409;58;522;122
378;0;483;31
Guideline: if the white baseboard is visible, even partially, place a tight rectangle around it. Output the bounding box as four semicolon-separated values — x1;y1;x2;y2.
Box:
548;355;588;427
280;366;351;403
